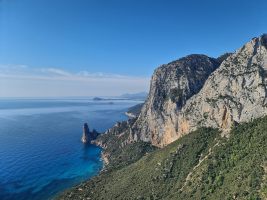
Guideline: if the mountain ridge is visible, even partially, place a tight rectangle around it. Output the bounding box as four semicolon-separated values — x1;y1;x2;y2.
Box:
130;34;267;147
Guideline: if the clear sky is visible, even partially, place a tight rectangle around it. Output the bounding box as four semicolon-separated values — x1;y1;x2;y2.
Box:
0;0;266;97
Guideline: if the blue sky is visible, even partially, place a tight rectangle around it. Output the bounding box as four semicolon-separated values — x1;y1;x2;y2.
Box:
0;0;266;97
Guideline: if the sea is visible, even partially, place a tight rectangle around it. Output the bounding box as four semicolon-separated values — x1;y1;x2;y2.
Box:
0;98;141;200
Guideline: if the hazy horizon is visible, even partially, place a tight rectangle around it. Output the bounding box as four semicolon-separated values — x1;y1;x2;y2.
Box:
0;92;148;98
0;64;150;97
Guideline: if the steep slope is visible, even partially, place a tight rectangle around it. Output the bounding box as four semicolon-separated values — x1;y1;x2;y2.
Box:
92;119;157;171
132;34;267;147
179;117;267;200
176;35;267;136
57;116;267;200
93;54;224;164
131;54;222;146
56;34;267;200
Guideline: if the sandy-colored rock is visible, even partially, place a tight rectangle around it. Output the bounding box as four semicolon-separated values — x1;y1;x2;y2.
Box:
131;34;267;147
131;54;222;146
176;35;267;138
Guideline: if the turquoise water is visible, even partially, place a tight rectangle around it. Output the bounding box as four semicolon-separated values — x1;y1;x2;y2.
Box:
0;98;140;200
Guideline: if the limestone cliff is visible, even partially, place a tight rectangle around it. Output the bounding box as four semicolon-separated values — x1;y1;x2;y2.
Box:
131;34;267;147
176;35;267;136
130;54;222;146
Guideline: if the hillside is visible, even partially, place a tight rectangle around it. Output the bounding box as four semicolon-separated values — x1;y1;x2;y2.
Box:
57;116;267;200
57;34;267;200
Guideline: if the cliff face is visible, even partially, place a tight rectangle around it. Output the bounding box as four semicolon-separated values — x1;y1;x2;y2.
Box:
130;55;222;146
176;36;267;135
94;34;267;150
131;34;267;147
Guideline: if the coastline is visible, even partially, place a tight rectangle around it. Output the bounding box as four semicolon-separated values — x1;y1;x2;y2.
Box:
55;127;157;199
92;140;110;170
54;101;147;199
54;115;129;199
100;151;110;170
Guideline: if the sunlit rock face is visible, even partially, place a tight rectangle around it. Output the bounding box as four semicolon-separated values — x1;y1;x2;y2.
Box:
131;54;222;146
177;35;267;137
131;34;267;147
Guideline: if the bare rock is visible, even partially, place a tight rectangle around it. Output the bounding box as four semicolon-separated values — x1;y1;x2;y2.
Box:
130;34;267;147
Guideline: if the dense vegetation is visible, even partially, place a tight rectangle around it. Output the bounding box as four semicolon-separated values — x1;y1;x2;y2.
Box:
180;117;267;200
105;140;157;171
57;116;267;200
93;119;156;171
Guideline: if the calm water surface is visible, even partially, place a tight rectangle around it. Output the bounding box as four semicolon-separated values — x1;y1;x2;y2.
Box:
0;98;140;200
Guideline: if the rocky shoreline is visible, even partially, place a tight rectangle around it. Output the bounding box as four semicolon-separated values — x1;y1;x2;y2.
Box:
91;140;110;168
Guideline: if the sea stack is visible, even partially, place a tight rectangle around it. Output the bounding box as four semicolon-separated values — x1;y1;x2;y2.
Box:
81;123;90;143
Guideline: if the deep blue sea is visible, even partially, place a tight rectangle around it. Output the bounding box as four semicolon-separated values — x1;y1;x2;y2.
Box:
0;98;141;200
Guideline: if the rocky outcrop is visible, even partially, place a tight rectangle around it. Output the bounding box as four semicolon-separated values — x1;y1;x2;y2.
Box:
216;53;233;64
81;123;99;144
93;119;135;150
81;123;90;143
175;35;267;136
92;118;156;169
130;54;223;146
93;34;267;149
130;34;267;147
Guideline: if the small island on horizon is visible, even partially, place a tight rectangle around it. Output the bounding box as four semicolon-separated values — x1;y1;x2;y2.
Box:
92;92;148;102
